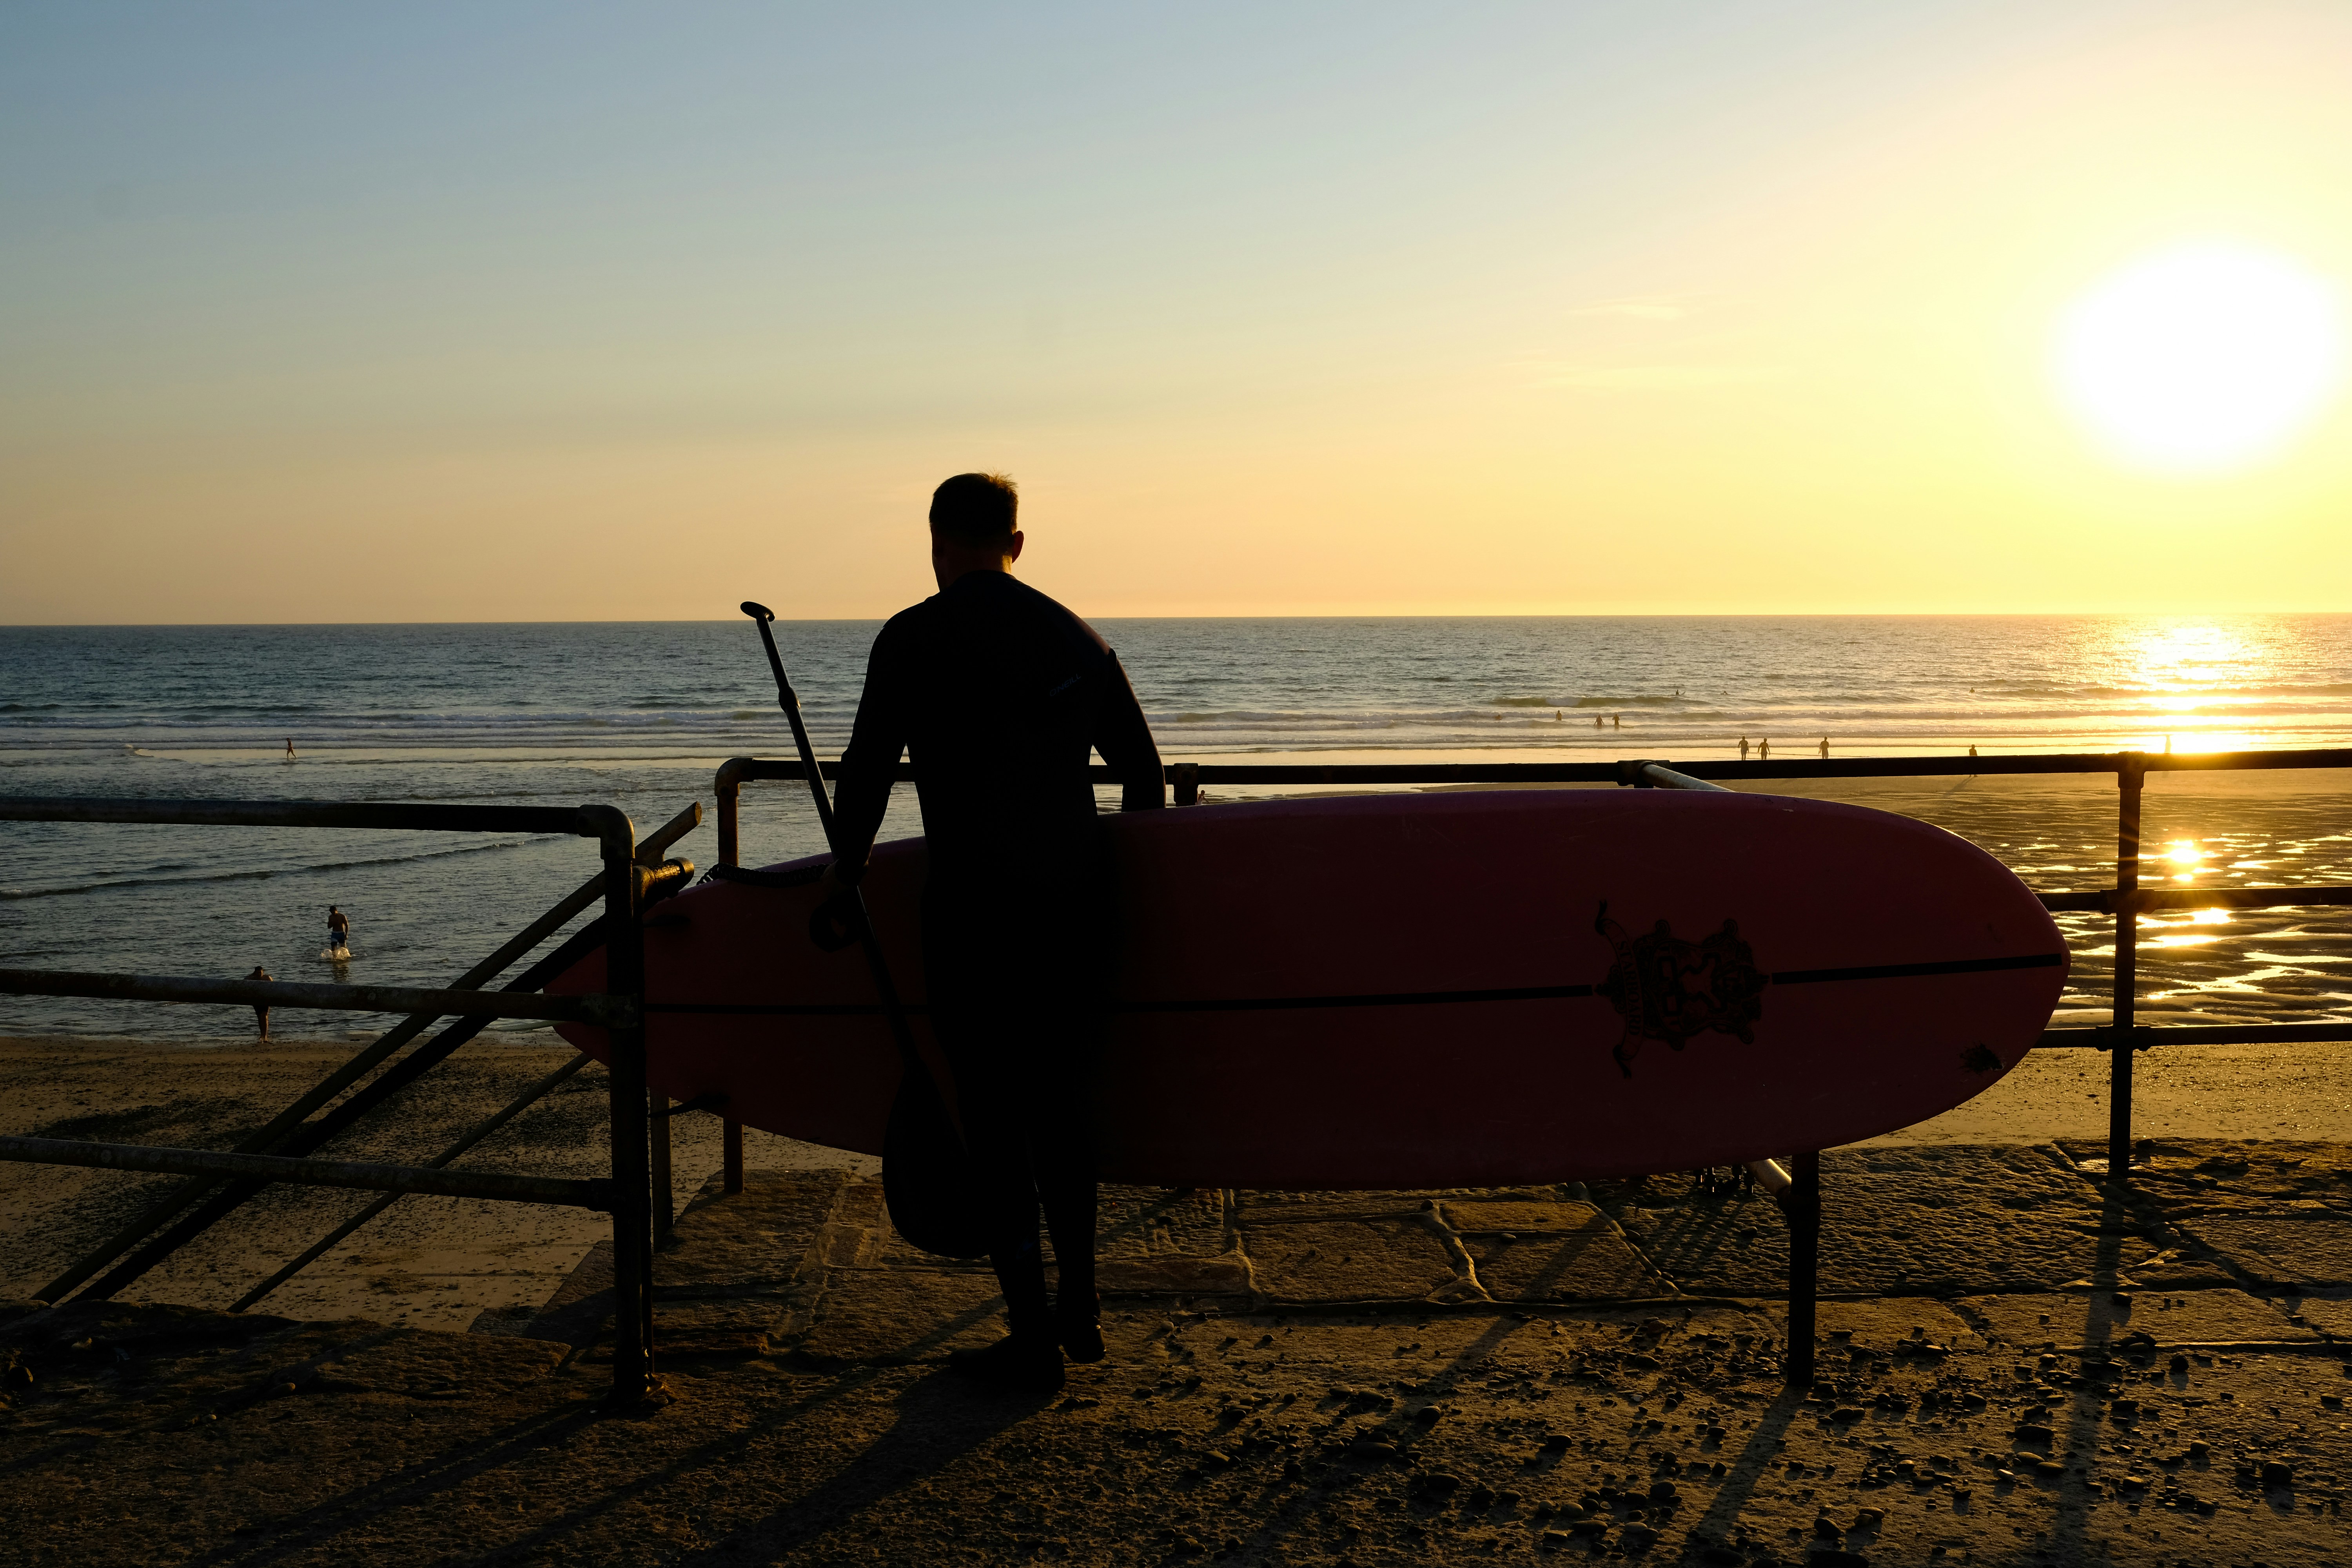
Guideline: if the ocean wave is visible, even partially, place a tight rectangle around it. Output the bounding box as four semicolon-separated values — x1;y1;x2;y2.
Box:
0;837;536;901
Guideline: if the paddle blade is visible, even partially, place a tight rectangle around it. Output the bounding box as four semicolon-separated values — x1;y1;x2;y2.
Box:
882;1077;991;1259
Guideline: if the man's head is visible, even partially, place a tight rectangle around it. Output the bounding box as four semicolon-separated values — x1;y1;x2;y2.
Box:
928;472;1024;590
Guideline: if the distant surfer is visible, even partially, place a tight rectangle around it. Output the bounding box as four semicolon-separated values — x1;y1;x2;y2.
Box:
825;471;1165;1392
247;966;272;1040
326;906;350;953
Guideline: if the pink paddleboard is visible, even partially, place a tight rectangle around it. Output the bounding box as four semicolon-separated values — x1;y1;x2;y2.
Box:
552;790;2065;1187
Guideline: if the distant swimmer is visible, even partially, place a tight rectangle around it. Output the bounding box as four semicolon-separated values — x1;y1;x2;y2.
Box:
1739;735;1749;760
1759;738;1771;760
326;905;350;953
247;966;272;1040
1612;713;1621;730
1593;713;1603;730
1818;737;1829;759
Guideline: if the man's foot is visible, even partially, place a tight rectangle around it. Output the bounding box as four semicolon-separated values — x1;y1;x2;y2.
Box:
1056;1292;1105;1364
947;1334;1064;1394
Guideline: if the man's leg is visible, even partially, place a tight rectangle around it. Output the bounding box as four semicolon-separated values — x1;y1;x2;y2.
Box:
1029;1003;1102;1359
935;1000;1064;1391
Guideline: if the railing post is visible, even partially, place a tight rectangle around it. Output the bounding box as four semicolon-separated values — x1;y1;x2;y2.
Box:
715;760;748;1189
651;1093;674;1248
1780;1151;1820;1386
599;815;656;1406
2110;757;2145;1185
717;757;746;869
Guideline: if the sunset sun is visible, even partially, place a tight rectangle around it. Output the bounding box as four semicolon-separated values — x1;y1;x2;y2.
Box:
2053;241;2346;474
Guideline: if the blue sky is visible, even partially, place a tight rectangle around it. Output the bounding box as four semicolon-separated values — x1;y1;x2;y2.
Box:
7;2;2350;620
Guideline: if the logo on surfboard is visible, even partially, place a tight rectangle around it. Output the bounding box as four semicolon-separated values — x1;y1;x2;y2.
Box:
1594;901;1766;1078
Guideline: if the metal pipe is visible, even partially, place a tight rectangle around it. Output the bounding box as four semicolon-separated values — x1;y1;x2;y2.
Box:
2110;760;2144;1184
0;1135;612;1209
651;1093;674;1248
1780;1151;1821;1385
716;743;2352;791
0;969;624;1024
1744;1158;1792;1192
715;757;749;868
592;807;657;1406
2039;883;2352;914
230;1053;595;1312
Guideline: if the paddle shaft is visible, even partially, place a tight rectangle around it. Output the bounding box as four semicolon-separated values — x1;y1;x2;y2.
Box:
742;608;938;1091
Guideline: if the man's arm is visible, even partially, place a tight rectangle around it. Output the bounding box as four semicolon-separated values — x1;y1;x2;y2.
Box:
1094;652;1165;811
829;624;912;880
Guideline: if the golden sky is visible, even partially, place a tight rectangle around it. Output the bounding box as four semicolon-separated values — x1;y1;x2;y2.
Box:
6;3;2352;622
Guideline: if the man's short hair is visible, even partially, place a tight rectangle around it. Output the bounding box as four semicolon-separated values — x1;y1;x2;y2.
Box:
929;472;1018;545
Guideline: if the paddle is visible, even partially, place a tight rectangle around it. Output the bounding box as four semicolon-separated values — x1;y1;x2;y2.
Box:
737;602;989;1259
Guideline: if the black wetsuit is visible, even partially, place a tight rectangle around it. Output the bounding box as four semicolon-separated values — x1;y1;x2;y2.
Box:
833;569;1162;1335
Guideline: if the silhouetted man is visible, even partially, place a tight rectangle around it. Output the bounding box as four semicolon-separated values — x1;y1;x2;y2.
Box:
826;472;1163;1392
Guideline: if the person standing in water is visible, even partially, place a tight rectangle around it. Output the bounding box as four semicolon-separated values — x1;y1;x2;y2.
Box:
1759;737;1771;760
247;966;272;1040
1739;735;1750;760
1818;737;1829;759
326;906;350;952
824;472;1164;1392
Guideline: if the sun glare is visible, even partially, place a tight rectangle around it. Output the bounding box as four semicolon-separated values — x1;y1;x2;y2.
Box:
2053;241;2346;474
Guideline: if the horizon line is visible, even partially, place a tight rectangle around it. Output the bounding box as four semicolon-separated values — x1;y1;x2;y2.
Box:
9;608;2352;629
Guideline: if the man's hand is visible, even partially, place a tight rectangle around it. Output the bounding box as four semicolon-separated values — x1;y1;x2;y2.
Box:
808;858;865;953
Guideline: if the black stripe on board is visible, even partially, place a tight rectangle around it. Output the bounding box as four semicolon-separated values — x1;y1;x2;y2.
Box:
1768;951;2065;986
639;953;2062;1020
1123;982;1595;1014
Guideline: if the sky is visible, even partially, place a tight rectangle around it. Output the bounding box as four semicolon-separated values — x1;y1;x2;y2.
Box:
6;1;2352;622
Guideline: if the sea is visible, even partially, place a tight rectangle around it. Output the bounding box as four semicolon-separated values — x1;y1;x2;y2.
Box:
8;613;2352;1040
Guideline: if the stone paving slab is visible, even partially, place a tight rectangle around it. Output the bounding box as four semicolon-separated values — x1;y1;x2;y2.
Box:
1626;1146;2149;1297
1956;1289;2317;1352
654;1169;848;1288
1244;1216;1461;1305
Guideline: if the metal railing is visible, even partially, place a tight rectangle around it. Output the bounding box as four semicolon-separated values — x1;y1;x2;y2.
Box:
719;746;2352;1183
0;795;700;1408
718;746;2352;1386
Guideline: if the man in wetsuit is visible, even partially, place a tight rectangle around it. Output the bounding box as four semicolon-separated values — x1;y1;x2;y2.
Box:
826;471;1164;1392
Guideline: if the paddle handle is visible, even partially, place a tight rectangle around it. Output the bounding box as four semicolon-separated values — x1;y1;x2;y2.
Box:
739;604;940;1094
746;608;843;852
